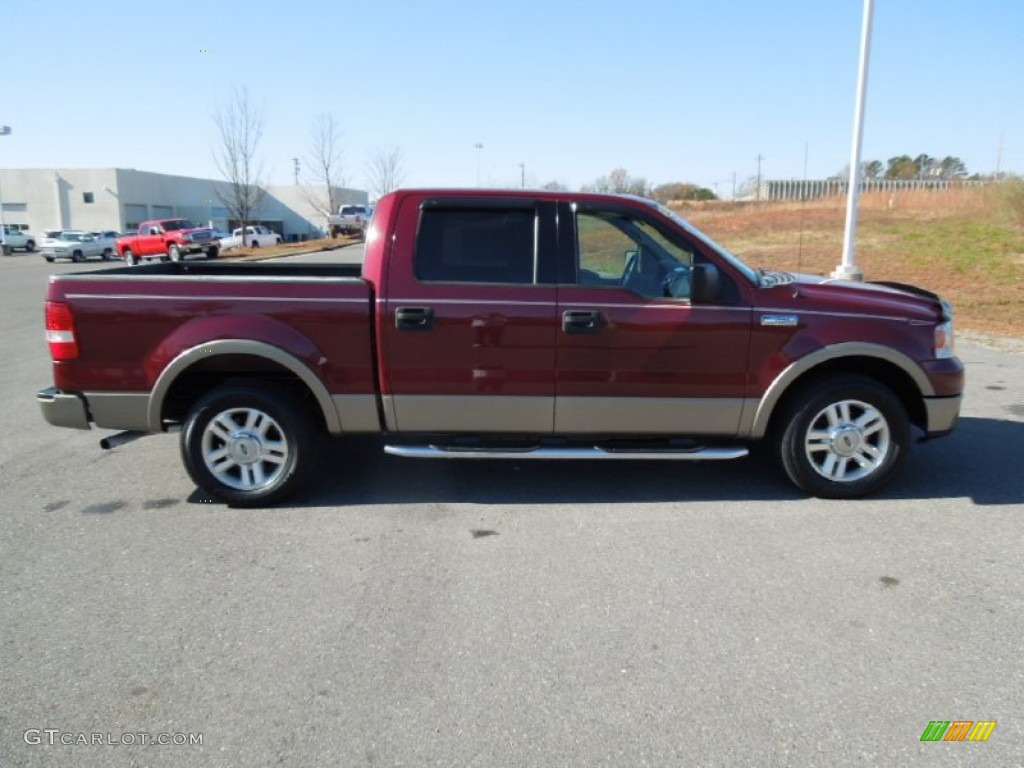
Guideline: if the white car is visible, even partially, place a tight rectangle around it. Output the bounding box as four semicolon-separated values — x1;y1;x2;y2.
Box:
2;225;37;253
40;230;116;262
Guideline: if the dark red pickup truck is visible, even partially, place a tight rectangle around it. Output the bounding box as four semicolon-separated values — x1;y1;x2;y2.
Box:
38;189;964;506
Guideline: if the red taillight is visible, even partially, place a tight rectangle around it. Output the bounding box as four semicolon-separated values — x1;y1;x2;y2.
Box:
45;301;79;360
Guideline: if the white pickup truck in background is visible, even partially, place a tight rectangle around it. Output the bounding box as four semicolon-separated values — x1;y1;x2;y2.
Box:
219;225;283;251
328;204;372;238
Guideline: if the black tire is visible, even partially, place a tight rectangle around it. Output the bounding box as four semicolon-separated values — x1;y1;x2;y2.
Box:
250;240;260;248
71;250;84;263
205;245;219;259
123;248;138;266
775;374;910;499
44;255;55;263
102;248;115;260
26;240;36;252
168;244;182;262
181;383;321;507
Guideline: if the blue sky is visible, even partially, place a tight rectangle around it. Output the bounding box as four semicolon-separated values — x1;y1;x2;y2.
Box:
2;0;1021;196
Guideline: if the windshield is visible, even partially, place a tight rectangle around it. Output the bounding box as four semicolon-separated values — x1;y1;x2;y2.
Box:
643;200;759;285
162;220;197;231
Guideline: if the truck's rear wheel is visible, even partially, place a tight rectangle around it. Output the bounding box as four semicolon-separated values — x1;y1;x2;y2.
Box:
206;245;219;259
776;374;910;499
181;384;320;507
71;250;84;263
168;244;182;262
123;248;138;266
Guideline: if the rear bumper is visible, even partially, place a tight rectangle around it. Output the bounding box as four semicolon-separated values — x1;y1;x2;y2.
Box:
37;388;151;431
922;394;962;438
37;387;91;430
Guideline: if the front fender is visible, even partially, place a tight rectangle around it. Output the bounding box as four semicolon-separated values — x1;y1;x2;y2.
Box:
743;342;933;438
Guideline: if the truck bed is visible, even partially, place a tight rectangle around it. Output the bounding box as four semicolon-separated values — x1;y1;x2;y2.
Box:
45;260;376;407
77;261;364;279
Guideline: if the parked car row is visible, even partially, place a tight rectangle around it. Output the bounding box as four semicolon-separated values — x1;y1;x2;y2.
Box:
18;220;295;262
39;230;121;262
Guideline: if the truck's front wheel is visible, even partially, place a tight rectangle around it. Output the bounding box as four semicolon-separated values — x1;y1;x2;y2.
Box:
181;384;320;507
168;244;182;262
776;374;910;499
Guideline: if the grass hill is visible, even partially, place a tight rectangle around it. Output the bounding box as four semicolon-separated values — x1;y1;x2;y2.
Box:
677;184;1024;338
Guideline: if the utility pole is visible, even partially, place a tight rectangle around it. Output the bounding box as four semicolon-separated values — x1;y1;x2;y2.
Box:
519;162;525;189
0;126;11;252
996;132;1004;180
756;154;763;201
474;143;483;186
292;157;300;185
731;172;737;200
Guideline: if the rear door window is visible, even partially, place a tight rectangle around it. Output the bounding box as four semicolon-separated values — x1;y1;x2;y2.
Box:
415;208;536;284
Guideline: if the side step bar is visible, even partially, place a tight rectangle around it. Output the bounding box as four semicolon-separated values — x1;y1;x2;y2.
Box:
383;445;748;461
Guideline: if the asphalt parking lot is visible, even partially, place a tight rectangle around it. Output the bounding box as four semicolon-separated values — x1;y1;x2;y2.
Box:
1;250;1022;767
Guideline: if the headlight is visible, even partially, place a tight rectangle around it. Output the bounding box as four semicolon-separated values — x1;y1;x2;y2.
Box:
934;320;954;359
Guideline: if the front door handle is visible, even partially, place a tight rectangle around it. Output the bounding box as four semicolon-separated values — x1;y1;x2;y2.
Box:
562;310;603;334
395;307;435;331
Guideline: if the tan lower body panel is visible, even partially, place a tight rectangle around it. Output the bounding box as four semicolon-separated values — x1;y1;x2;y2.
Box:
384;395;554;433
381;395;749;436
331;394;381;433
555;396;748;435
85;392;151;431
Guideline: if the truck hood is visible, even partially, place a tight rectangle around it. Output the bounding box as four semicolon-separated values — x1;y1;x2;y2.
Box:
756;270;951;322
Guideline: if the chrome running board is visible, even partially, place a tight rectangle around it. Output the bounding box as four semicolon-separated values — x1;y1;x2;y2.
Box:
383;445;748;461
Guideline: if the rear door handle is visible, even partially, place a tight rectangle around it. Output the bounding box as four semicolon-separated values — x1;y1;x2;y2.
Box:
395;306;434;331
562;309;603;334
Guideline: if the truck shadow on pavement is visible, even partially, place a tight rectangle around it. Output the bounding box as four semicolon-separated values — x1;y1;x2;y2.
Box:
288;416;1021;508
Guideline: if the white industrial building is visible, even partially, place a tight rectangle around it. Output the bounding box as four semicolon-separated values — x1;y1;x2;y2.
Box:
0;168;367;240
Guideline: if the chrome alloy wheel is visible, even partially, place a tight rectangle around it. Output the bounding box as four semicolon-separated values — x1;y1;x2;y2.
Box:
803;398;891;483
200;407;289;491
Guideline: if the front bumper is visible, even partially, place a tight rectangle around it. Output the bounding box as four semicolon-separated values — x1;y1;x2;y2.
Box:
37;387;91;430
181;239;216;253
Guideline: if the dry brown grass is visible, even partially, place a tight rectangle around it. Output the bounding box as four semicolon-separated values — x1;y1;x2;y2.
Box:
221;235;359;260
676;187;1024;338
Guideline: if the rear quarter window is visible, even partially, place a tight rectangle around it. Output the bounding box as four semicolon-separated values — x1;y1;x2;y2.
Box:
414;208;536;284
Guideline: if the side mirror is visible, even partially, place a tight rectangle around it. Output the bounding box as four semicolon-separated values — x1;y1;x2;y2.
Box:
690;263;721;304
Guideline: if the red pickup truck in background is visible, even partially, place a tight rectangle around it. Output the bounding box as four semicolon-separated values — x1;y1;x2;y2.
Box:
116;218;220;265
38;189;964;506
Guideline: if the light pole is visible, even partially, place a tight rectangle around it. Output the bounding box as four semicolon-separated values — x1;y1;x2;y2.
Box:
0;126;10;254
834;0;874;282
474;143;483;186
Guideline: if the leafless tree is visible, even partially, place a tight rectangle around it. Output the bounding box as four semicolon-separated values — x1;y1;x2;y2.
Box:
212;85;266;231
366;146;406;200
302;112;345;225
